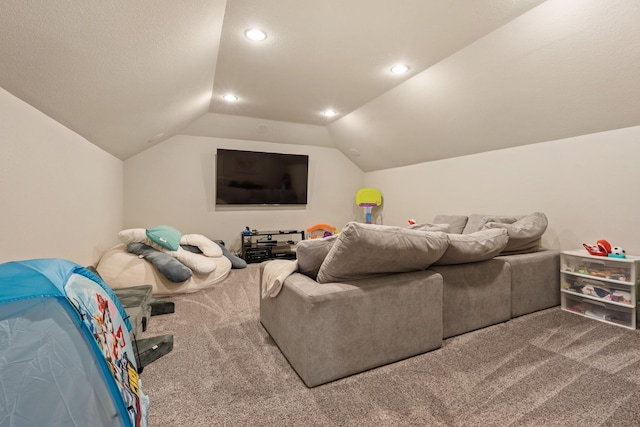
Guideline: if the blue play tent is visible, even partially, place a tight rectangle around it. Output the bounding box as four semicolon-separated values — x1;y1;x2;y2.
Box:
0;259;148;427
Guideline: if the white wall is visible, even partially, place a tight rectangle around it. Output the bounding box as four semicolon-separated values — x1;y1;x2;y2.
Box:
123;135;364;251
365;125;640;254
0;87;123;266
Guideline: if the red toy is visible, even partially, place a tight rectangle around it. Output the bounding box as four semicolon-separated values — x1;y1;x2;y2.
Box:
582;239;612;257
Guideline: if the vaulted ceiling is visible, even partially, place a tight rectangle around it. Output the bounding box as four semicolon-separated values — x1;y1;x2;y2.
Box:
2;1;639;171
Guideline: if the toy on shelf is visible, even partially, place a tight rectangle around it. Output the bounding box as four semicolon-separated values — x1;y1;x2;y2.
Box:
355;188;382;224
582;239;611;257
610;246;627;259
307;224;337;239
582;239;626;259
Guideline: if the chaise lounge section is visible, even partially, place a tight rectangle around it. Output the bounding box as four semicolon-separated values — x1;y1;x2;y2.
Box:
260;269;443;387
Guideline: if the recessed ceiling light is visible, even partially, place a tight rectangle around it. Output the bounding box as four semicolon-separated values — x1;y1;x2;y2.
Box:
323;109;338;117
222;94;238;102
390;64;410;74
245;28;267;41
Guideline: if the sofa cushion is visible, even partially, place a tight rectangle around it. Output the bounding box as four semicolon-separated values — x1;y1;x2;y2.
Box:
409;223;451;232
483;212;548;254
434;229;509;265
462;214;521;234
432;215;468;234
296;235;338;279
317;222;448;283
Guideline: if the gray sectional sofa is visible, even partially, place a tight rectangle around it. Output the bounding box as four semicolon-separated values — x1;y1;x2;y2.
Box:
260;213;560;387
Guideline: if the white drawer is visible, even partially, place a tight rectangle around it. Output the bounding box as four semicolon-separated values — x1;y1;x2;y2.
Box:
561;273;634;306
562;293;635;329
561;251;639;284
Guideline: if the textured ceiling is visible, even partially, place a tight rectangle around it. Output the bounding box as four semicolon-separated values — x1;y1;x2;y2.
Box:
2;1;640;172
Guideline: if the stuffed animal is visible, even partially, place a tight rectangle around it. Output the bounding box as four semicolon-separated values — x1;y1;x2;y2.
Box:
582;239;627;259
582;239;611;257
609;246;627;259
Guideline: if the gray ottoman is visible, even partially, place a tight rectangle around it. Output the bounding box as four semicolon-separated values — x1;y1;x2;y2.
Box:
498;250;561;318
431;259;511;339
260;269;443;387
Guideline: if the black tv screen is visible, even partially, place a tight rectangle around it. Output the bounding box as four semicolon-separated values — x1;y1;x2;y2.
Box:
216;149;309;205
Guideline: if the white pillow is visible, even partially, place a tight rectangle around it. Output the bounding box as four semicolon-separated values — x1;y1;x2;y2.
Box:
180;234;223;257
118;228;147;244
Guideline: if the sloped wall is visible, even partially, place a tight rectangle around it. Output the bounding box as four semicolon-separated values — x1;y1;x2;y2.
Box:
365;126;640;254
0;87;123;266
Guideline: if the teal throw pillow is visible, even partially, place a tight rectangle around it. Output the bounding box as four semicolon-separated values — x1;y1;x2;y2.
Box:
146;225;182;251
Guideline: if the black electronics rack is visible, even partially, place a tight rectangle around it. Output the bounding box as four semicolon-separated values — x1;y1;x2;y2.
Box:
240;229;305;263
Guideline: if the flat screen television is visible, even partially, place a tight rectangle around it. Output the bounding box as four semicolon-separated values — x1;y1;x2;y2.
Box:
216;149;309;205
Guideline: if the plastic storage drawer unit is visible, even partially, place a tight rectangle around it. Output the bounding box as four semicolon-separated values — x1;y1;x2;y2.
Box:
560;249;639;329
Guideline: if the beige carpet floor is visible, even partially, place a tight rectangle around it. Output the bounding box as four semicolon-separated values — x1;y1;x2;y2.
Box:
140;264;640;426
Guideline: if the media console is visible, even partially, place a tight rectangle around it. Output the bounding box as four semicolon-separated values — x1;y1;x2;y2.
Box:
241;229;305;263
